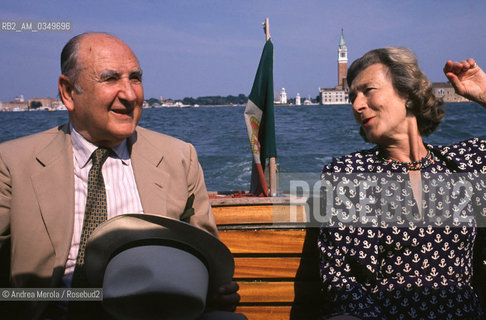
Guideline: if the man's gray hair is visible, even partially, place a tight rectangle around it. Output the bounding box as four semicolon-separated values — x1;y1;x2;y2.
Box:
59;32;116;103
60;33;88;94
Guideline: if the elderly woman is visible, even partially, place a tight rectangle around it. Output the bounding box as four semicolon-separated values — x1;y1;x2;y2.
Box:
318;47;485;320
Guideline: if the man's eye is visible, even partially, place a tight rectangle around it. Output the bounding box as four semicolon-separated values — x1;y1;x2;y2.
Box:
102;76;117;82
130;73;143;82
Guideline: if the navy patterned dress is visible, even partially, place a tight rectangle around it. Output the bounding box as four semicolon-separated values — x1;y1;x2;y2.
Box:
319;138;486;320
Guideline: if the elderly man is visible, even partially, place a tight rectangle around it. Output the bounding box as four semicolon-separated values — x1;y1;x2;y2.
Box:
0;32;241;319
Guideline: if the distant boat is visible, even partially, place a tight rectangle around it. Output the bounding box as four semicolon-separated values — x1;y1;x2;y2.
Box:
303;99;318;105
161;101;191;108
176;102;191;108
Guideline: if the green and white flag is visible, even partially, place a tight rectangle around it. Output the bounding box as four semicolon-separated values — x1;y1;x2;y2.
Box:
244;39;277;196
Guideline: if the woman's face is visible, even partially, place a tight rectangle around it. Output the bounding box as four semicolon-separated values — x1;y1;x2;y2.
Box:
349;63;409;145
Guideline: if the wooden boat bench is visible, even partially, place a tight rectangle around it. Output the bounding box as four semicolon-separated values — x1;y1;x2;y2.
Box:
210;195;322;320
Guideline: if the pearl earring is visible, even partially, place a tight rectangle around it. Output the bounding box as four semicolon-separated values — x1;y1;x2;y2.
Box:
406;100;412;109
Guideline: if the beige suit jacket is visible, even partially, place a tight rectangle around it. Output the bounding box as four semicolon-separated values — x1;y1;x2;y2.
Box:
0;124;218;317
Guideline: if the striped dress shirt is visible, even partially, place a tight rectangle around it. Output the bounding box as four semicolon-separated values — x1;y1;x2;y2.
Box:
62;127;143;286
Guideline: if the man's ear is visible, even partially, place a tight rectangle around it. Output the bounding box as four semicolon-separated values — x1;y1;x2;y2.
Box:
58;75;76;112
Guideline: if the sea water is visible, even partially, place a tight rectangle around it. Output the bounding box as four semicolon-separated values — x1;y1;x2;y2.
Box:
0;103;484;191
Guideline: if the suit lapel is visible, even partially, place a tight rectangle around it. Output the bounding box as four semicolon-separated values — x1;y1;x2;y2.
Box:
26;126;170;288
129;129;169;215
30;125;75;284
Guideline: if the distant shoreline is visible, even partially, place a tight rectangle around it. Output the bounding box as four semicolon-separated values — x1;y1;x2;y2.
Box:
0;101;475;113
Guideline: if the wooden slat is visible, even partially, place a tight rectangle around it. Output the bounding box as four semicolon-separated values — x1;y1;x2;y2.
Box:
234;257;300;279
239;282;295;303
235;306;291;320
218;229;306;254
234;257;319;280
209;194;308;206
212;205;307;225
235;306;320;320
238;281;321;304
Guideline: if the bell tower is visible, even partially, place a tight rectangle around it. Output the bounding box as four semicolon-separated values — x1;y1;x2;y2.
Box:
337;29;348;90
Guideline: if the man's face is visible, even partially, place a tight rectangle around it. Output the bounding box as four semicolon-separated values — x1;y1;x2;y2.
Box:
68;34;144;147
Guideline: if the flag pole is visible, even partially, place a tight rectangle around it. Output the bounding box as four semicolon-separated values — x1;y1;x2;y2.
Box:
263;18;277;197
263;17;271;41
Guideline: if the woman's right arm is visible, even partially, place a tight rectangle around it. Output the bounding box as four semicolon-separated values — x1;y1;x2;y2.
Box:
443;58;486;107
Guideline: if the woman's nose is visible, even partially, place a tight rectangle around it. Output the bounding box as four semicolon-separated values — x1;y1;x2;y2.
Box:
352;94;367;114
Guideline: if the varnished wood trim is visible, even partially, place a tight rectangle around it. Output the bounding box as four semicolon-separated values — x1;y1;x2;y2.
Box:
219;229;307;254
213;205;308;224
235;306;291;320
234;257;319;280
238;281;321;304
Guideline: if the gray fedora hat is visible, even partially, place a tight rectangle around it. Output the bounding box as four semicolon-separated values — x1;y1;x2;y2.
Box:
84;213;235;320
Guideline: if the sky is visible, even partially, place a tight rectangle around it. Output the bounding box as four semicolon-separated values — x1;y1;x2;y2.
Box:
1;0;486;102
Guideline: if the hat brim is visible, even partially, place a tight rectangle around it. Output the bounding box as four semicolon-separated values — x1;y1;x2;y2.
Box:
85;213;234;295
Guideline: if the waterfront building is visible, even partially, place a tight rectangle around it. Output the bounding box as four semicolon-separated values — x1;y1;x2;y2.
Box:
14;94;25;103
320;89;348;104
0;101;28;111
278;88;287;104
162;99;175;106
319;29;349;105
431;82;469;103
28;97;62;109
295;93;301;105
0;94;27;111
0;96;65;111
337;28;348;90
50;99;66;110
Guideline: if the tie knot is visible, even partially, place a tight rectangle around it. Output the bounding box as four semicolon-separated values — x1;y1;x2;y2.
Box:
92;147;111;167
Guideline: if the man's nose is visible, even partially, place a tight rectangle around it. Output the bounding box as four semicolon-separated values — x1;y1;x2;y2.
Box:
118;79;138;103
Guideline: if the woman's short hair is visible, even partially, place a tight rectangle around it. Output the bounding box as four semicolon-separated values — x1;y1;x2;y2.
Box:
347;47;444;137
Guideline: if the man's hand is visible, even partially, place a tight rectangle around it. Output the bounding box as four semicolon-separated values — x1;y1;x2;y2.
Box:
443;58;486;107
207;281;240;312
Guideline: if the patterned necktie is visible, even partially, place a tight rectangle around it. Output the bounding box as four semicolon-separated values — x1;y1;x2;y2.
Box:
72;147;110;287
